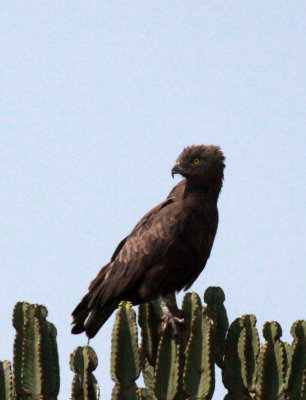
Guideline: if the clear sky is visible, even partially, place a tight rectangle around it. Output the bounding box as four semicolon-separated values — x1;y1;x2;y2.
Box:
1;2;305;398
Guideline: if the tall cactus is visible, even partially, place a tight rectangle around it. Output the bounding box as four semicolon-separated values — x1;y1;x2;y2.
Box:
203;287;229;369
111;302;140;400
222;317;252;400
154;325;179;400
70;346;100;400
183;308;215;400
255;321;287;400
12;302;59;400
0;361;14;400
285;320;306;400
238;314;260;393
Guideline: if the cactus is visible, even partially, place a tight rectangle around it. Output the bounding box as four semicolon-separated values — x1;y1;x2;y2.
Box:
1;288;305;400
183;308;215;400
182;292;202;340
203;287;229;369
238;314;260;393
285;320;306;400
138;300;163;367
0;361;14;400
154;325;179;400
222;317;252;400
111;302;140;399
12;302;59;400
255;321;287;400
70;346;100;400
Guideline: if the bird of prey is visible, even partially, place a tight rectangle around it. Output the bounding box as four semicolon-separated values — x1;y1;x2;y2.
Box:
71;145;225;338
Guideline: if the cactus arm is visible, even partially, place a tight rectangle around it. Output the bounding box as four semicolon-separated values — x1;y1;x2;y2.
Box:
203;287;229;369
154;325;178;400
286;320;306;400
238;314;260;393
111;303;140;397
255;321;287;400
0;361;14;400
70;346;100;400
183;309;215;400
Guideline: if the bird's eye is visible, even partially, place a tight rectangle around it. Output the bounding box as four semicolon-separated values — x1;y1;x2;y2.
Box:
192;158;200;165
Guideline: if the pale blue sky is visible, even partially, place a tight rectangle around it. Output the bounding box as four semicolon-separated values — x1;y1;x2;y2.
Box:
1;2;305;398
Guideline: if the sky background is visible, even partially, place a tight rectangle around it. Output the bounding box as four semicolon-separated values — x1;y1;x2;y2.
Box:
1;2;305;398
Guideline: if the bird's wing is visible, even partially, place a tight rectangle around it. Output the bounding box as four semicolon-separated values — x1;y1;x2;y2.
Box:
88;192;187;307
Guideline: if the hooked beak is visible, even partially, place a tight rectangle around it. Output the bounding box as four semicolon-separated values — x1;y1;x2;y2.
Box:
171;162;181;178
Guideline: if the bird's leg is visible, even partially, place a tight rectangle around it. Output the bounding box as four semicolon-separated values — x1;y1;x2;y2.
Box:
160;293;185;336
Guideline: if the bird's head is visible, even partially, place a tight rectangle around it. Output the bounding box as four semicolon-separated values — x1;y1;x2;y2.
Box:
171;145;225;182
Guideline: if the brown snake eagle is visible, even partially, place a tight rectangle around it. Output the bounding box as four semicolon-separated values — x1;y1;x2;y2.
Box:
71;145;225;338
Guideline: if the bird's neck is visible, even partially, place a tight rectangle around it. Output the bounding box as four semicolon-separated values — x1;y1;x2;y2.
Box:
184;175;223;201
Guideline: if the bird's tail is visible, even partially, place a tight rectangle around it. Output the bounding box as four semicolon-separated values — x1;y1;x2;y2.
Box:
71;296;118;338
71;263;119;338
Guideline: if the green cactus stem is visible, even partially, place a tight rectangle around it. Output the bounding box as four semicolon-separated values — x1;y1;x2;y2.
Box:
154;325;178;400
255;321;287;400
0;361;14;400
238;314;260;393
138;300;163;367
139;351;157;400
12;302;59;400
285;320;306;400
70;346;100;400
111;383;140;400
183;308;215;400
222;318;251;400
111;302;140;397
182;292;202;341
203;287;229;369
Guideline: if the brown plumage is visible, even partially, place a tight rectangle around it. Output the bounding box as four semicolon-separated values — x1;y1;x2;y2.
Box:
71;145;225;338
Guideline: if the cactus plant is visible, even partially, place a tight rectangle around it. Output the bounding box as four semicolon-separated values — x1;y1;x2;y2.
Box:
255;321;287;400
238;314;260;393
154;325;179;400
0;361;14;400
12;302;59;400
1;288;305;400
183;308;215;400
203;287;229;369
285;320;306;400
222;317;252;400
70;346;100;400
111;302;140;399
